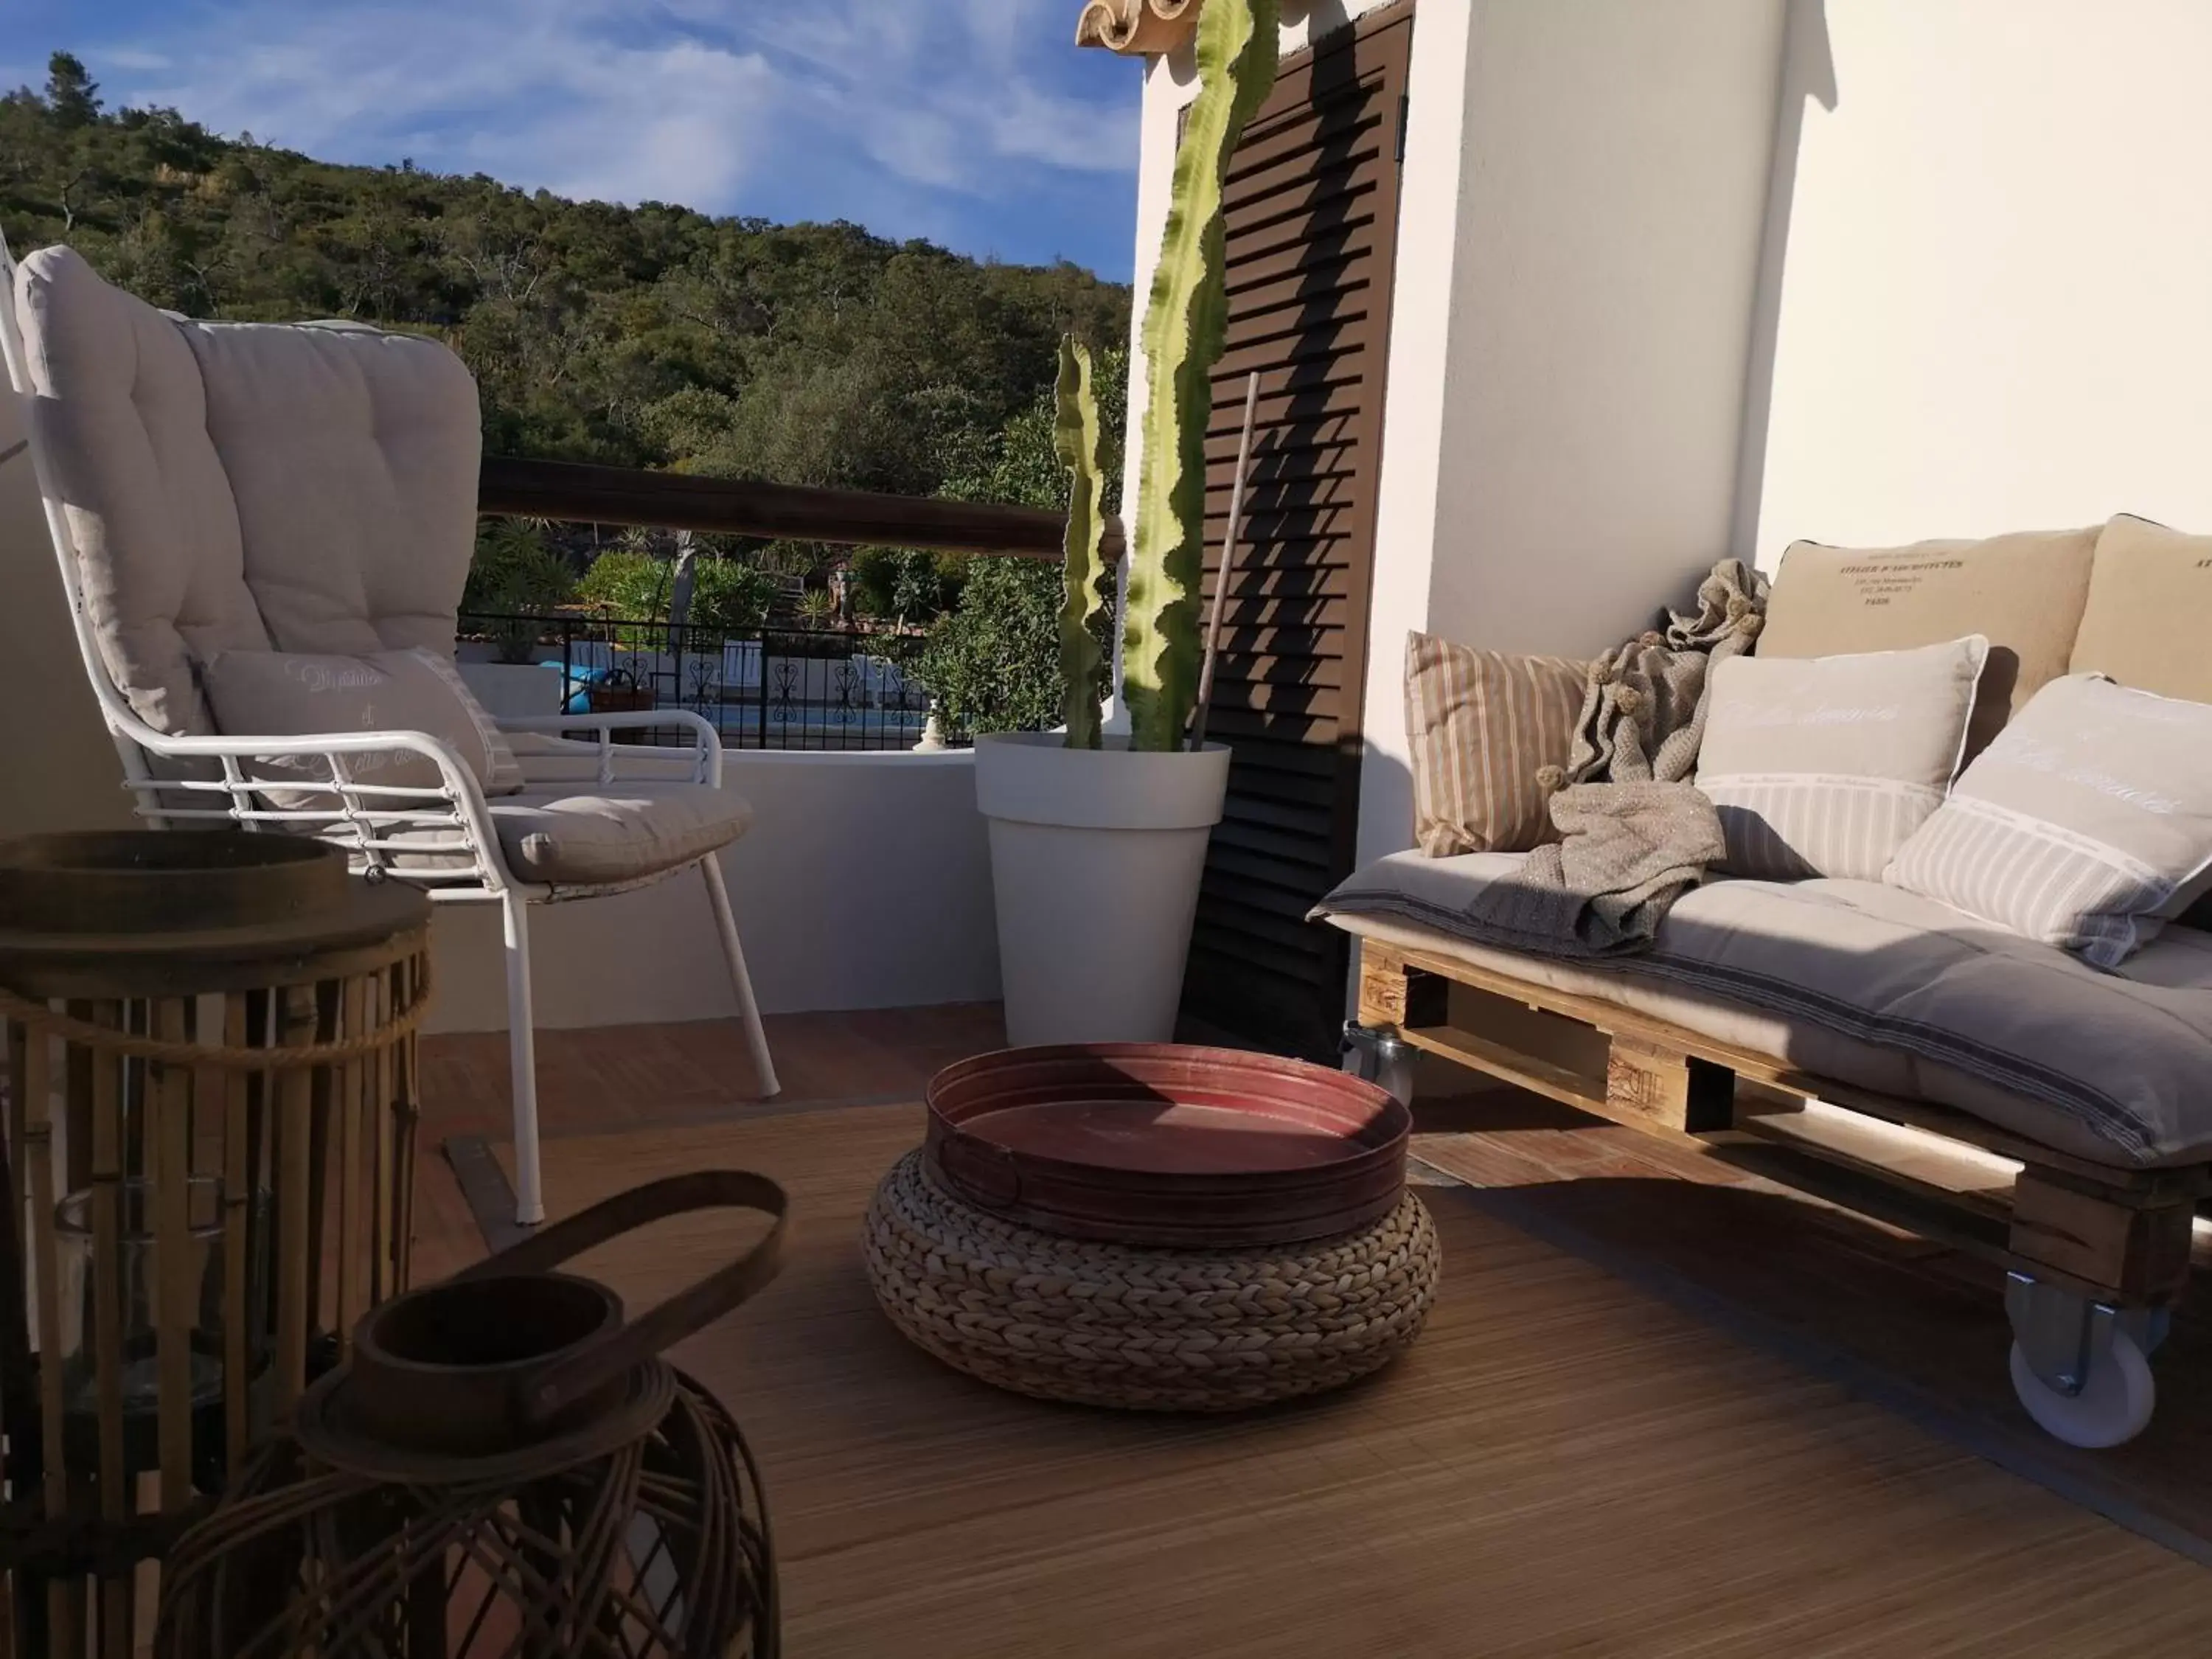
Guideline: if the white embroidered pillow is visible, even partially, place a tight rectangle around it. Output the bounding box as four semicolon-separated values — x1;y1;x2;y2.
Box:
1885;675;2212;967
204;647;524;805
1696;637;1987;881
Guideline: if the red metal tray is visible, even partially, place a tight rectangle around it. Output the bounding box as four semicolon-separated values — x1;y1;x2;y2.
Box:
923;1043;1410;1248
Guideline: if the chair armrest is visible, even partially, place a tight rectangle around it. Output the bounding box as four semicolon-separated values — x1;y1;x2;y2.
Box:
134;724;484;793
497;710;723;787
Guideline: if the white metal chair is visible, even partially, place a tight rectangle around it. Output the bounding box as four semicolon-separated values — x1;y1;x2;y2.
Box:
0;236;779;1226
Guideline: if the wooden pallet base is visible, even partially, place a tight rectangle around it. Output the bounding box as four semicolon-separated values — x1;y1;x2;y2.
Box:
1359;940;2206;1309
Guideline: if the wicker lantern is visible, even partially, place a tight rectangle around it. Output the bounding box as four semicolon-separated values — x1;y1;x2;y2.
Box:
0;831;431;1655
155;1169;785;1659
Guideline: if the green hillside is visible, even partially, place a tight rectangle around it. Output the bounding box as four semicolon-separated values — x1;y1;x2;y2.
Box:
0;53;1130;494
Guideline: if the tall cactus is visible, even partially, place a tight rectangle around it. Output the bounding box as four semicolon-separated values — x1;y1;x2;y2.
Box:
1054;337;1109;748
1121;0;1280;751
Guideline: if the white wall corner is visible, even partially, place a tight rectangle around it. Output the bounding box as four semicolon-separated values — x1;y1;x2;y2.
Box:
1352;0;1479;869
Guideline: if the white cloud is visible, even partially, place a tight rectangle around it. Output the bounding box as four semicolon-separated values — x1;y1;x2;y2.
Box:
64;0;1141;268
123;1;776;210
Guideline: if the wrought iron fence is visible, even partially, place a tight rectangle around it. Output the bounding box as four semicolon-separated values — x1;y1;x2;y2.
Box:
461;611;941;751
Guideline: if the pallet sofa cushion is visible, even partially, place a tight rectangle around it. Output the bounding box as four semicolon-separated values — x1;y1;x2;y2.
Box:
1405;633;1587;856
12;246;481;736
1315;851;2212;1169
1696;638;1986;883
2069;514;2212;700
1758;528;2097;759
204;647;524;801
1885;675;2212;967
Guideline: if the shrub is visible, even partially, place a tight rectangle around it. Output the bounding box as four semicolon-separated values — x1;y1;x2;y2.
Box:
575;549;670;620
688;558;777;633
917;557;1112;740
849;546;966;625
465;520;574;662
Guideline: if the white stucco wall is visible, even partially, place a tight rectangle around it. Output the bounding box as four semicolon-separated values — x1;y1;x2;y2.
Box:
1356;0;1790;862
424;748;1000;1032
1745;0;2212;568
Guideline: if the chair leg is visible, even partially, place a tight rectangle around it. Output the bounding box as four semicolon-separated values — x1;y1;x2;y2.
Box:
701;855;781;1098
501;890;546;1227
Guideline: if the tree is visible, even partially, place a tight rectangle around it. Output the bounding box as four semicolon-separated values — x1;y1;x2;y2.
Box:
45;52;99;128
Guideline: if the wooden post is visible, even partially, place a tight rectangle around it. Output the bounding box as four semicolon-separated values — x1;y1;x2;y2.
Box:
2009;1166;2198;1302
1603;1039;1735;1137
1357;944;1447;1032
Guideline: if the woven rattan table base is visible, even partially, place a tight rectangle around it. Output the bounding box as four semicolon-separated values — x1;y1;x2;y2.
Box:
863;1150;1440;1411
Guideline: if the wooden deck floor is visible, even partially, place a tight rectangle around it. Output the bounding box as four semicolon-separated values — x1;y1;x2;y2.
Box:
413;1012;2212;1654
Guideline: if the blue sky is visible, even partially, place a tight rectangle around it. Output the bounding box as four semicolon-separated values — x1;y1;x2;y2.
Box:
7;0;1145;280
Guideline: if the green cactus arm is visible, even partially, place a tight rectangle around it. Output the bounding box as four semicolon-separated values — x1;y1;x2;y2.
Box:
1121;0;1280;751
1053;337;1109;748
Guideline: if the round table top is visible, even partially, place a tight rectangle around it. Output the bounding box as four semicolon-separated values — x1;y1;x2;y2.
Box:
925;1042;1409;1249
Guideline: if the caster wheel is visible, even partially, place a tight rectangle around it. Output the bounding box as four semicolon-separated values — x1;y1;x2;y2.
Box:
2008;1330;2154;1448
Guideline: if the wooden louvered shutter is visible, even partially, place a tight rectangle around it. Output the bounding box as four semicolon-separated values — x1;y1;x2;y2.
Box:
1180;2;1413;1057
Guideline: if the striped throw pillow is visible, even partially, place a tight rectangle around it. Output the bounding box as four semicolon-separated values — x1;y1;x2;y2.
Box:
1885;675;2212;967
1696;638;1987;882
1405;633;1586;857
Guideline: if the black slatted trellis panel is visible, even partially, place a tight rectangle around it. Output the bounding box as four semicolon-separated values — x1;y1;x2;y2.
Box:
1180;3;1412;1057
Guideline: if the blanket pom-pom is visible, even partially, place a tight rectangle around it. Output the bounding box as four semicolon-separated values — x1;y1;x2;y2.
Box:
1589;659;1617;686
1534;765;1566;794
1739;611;1764;637
1727;594;1751;621
1613;685;1646;716
1638;629;1665;647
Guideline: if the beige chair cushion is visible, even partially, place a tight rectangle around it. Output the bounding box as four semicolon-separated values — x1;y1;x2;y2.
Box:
2069;514;2212;699
1315;851;2212;1169
11;246;480;735
1695;639;1986;882
1885;675;2212;967
1759;528;2096;759
204;647;522;803
489;783;754;887
1405;632;1586;856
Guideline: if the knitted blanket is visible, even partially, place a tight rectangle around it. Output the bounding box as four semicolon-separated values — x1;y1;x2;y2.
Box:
1552;558;1769;787
1458;782;1727;956
1492;559;1768;953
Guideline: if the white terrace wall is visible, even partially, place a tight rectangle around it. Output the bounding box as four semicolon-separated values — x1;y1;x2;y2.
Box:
0;407;1000;1025
1345;0;1792;863
1742;0;2212;568
425;746;1000;1034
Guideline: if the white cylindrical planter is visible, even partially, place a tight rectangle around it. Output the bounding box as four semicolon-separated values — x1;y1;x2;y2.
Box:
974;731;1231;1046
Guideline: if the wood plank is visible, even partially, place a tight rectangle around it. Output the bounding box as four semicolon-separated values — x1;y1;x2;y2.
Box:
457;1103;2212;1659
1222;220;1382;295
1399;1023;1609;1115
479;456;1079;557
1604;1039;1735;1137
2011;1169;2198;1303
1375;938;2168;1189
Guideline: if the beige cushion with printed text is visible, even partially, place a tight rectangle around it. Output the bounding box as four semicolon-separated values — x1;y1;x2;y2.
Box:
1759;529;2096;758
2070;514;2212;700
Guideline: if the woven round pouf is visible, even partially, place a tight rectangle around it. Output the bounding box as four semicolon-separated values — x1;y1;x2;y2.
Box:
863;1150;1440;1411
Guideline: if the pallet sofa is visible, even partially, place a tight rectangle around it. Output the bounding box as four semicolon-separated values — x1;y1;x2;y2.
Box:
1320;518;2212;1448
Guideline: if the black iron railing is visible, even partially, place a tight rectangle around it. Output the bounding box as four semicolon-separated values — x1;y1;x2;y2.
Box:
462;613;937;751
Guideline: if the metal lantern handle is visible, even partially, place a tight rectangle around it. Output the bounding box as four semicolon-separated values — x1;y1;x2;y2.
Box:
455;1169;790;1428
